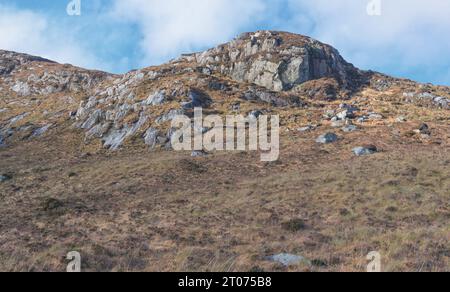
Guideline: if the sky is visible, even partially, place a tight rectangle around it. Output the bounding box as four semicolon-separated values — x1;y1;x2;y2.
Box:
1;0;450;85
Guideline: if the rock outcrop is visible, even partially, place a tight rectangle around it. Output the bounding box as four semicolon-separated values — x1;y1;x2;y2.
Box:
180;31;365;98
0;31;448;150
0;50;54;76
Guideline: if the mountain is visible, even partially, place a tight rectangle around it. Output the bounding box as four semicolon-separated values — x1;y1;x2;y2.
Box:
0;31;448;150
0;31;449;272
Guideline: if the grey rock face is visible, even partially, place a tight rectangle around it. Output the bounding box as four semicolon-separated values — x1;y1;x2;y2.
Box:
102;113;148;150
80;109;104;129
11;81;31;96
0;50;54;76
144;128;160;149
0;112;31;145
31;124;52;138
193;31;359;93
144;90;167;106
8;112;29;126
85;122;111;140
316;133;338;144
102;128;129;150
155;109;185;124
9;70;108;96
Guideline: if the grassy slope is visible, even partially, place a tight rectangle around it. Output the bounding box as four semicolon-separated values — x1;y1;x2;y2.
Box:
0;123;448;272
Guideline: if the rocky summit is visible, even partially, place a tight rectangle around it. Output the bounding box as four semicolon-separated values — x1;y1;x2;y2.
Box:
0;31;449;272
0;31;448;151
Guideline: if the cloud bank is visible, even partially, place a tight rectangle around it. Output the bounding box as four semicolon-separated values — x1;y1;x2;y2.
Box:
0;1;450;84
109;0;450;84
285;0;450;84
110;0;266;65
0;5;106;70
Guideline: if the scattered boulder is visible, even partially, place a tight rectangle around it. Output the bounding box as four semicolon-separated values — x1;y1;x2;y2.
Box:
191;150;208;157
298;125;316;132
316;133;338;144
353;145;378;156
208;80;228;91
371;78;392;91
323;109;336;120
336;109;356;120
248;110;264;119
339;103;359;111
0;173;12;182
418;123;431;135
342;125;358;132
266;253;310;267
368;113;384;120
331;119;346;128
356;116;369;123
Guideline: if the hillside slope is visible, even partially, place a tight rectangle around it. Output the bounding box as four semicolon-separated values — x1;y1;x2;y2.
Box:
0;31;448;151
0;31;449;272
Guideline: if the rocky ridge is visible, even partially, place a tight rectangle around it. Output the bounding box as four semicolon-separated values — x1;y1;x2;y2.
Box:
0;31;449;151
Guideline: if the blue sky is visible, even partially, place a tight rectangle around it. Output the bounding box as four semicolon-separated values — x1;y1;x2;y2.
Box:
1;0;450;85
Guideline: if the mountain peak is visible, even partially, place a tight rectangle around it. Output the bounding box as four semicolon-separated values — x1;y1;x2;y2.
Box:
0;31;448;152
176;31;362;96
0;50;55;76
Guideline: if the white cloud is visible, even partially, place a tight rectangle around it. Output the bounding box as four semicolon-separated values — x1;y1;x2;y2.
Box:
108;0;450;84
110;0;266;65
285;0;450;83
1;1;449;84
0;5;105;71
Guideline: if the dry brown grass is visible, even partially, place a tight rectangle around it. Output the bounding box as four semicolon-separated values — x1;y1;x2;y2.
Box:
0;117;448;272
1;50;449;272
